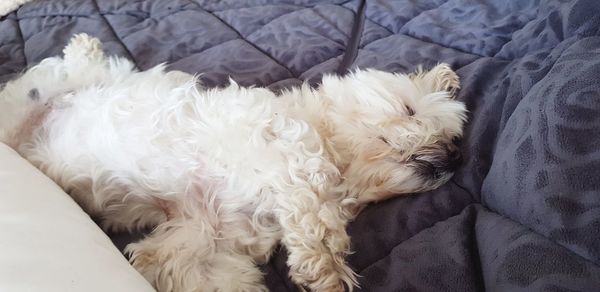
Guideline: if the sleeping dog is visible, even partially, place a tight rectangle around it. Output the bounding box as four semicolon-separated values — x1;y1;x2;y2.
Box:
0;34;466;292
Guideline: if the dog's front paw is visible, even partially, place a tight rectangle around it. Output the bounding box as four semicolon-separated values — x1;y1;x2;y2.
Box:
279;199;359;291
288;250;357;292
285;225;358;292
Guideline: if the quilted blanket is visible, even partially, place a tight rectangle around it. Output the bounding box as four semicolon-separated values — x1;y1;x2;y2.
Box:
2;0;600;291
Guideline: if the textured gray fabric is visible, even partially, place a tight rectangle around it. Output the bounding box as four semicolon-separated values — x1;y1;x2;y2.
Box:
1;0;600;291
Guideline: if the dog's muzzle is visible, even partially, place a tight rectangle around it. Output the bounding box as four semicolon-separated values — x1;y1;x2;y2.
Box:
411;140;463;180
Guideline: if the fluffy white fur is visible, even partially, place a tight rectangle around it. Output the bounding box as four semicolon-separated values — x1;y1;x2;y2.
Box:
0;0;34;17
0;34;467;292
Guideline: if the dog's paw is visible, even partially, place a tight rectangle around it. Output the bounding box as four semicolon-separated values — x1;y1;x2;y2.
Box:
63;33;104;63
430;63;460;98
127;219;268;292
289;258;357;292
287;243;358;292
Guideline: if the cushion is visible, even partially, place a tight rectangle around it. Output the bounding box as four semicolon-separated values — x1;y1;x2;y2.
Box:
0;143;154;292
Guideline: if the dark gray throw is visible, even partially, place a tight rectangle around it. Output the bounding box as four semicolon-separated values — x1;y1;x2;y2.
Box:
1;0;599;291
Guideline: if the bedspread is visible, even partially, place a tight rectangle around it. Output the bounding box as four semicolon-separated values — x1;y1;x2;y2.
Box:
1;0;600;291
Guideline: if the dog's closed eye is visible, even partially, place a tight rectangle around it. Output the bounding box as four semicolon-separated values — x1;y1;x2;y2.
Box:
405;105;415;116
378;136;389;144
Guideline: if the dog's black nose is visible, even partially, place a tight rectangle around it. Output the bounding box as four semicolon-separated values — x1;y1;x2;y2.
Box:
446;149;463;171
411;141;464;180
443;137;463;172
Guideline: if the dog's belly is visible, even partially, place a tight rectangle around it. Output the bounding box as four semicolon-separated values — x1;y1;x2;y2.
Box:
27;77;335;235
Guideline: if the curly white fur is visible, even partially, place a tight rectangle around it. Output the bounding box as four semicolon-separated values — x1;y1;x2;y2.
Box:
0;34;467;292
0;0;34;17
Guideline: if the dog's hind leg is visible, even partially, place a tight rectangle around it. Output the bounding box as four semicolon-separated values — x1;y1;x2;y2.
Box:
127;216;268;292
0;33;116;110
62;33;106;66
99;195;169;233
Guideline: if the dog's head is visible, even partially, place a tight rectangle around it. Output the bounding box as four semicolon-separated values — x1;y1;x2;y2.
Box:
322;68;467;203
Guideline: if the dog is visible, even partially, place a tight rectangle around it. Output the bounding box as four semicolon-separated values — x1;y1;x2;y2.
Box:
0;34;467;292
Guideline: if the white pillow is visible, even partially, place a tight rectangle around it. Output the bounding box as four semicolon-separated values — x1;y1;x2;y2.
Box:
0;143;154;292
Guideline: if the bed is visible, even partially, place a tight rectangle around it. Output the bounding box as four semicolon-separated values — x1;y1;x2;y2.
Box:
1;0;599;290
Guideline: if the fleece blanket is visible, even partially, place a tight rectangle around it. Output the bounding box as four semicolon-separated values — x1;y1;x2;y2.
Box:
1;0;600;291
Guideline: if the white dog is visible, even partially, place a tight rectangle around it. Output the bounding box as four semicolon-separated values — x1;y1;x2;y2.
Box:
0;34;466;292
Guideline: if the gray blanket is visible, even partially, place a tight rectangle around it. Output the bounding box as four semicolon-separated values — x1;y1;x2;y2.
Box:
1;0;600;291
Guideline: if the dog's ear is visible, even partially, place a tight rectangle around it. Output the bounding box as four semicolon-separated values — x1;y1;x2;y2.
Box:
409;63;460;97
